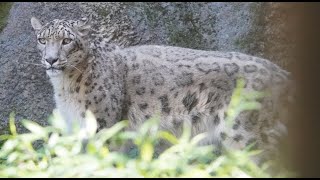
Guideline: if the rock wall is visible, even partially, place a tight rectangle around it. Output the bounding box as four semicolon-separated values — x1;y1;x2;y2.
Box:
0;2;295;133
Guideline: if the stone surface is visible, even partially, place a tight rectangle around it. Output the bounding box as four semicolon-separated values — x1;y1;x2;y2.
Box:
0;2;295;134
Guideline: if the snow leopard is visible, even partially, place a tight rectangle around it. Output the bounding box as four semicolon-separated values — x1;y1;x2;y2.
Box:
30;15;293;165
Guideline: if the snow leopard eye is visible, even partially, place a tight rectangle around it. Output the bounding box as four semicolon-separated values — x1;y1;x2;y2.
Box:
62;38;72;45
38;38;46;45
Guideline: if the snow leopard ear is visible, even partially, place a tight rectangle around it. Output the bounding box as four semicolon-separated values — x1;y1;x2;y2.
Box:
31;17;43;32
75;14;92;37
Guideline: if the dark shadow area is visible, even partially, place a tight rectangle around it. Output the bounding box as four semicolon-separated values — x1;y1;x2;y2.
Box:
288;2;320;178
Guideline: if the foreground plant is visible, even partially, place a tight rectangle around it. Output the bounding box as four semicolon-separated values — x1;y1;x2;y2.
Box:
0;79;294;178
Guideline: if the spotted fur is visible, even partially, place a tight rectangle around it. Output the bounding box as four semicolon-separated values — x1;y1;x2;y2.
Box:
31;16;293;164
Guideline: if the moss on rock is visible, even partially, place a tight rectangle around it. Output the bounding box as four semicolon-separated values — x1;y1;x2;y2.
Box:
0;2;13;33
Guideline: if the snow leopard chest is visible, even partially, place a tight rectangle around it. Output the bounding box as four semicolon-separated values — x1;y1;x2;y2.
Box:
50;76;86;131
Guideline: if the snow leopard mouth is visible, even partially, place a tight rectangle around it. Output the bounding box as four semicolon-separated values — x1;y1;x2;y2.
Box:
46;67;63;71
46;66;64;77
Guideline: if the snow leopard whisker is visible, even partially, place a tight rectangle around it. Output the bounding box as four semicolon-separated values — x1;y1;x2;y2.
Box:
67;64;83;73
22;62;46;67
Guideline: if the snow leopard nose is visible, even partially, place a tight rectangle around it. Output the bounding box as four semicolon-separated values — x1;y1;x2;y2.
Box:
46;58;58;66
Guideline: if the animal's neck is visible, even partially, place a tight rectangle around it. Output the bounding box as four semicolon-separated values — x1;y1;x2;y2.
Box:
49;55;92;95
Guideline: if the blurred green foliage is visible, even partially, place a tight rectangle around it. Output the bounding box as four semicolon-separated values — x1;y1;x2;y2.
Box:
0;78;294;177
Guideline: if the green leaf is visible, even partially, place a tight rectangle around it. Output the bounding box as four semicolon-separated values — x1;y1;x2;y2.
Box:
190;133;207;146
243;91;267;100
100;147;109;157
118;131;137;141
9;112;17;136
86;141;97;154
239;102;262;111
0;139;18;156
141;142;154;162
48;133;59;148
54;146;69;157
180;122;191;143
158;131;178;145
50;109;67;132
0;134;11;141
22;120;47;138
7;152;19;163
84;110;98;137
95;120;128;143
138;116;159;136
19;133;42;143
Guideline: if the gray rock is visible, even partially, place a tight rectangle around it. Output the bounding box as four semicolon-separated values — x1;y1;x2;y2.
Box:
0;2;294;134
